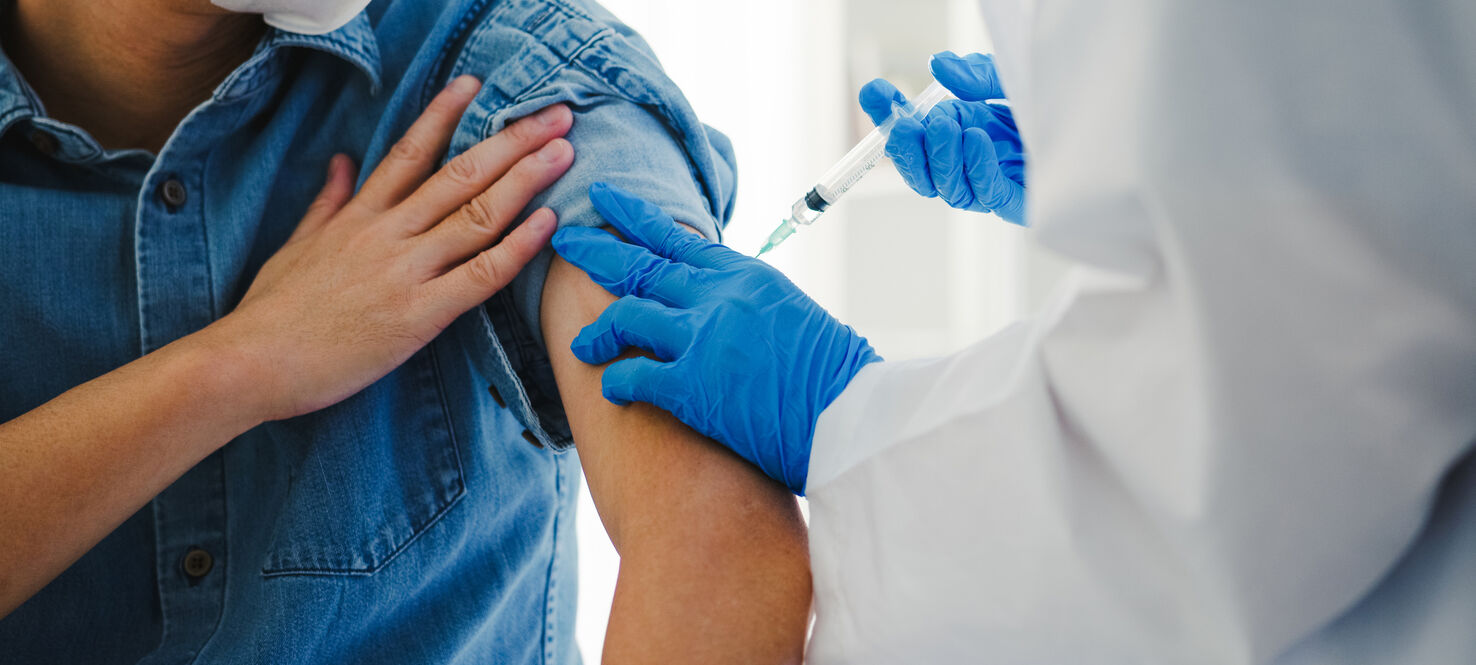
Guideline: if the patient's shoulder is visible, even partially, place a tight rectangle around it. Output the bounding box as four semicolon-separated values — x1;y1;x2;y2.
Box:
389;0;737;449
433;0;736;233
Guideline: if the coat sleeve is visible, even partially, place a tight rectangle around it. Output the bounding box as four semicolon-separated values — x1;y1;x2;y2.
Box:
804;1;1476;663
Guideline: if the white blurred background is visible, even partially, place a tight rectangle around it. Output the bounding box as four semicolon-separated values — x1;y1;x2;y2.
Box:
575;0;1067;660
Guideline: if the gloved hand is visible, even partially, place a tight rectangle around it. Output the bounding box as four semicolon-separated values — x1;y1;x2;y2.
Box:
552;183;882;494
860;51;1028;225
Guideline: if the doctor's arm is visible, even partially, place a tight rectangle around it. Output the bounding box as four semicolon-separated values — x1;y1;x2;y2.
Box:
553;182;1476;662
541;249;811;664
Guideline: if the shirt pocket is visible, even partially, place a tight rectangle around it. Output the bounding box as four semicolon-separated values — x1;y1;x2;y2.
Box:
259;346;465;576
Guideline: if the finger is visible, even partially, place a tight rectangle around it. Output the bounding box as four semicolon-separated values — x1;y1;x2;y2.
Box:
356;75;483;212
1000;151;1029;188
923;112;974;210
930;51;1007;101
885;117;937;198
585;182;729;269
289;154;358;242
858;78;907;127
947;98;1011;135
969;103;1027;185
586;183;746;270
414;137;573;269
985;101;1019;134
600;356;676;408
571;296;690;365
397;104;574;235
423;207;558;316
552;227;706;307
962;127;1028;225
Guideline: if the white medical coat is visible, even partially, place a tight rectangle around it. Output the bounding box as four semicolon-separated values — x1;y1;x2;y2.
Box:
803;0;1476;662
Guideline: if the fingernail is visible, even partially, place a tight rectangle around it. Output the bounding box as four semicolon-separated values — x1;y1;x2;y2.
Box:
536;104;567;126
528;209;557;234
326;155;340;177
539;139;570;162
450;75;481;94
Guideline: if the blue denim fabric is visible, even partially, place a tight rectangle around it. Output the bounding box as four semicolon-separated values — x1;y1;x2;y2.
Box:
0;0;736;662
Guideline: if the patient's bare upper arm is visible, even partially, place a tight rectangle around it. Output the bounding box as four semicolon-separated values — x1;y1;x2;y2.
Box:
541;241;810;664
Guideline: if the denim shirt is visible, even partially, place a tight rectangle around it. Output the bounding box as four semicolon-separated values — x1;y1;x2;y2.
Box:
0;0;736;662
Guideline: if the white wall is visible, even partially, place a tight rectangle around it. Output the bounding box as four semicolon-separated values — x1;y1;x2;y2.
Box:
574;1;1064;661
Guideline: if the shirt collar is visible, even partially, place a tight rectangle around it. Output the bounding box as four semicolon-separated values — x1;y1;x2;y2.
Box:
0;5;36;127
259;11;383;93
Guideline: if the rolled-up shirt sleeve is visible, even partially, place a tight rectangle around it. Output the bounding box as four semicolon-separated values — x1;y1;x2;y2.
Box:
436;3;737;450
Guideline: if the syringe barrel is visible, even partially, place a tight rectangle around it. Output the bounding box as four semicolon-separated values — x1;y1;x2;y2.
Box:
813;131;888;204
812;80;956;204
906;80;956;119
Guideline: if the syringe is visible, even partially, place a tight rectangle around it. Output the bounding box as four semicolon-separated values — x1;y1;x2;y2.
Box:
758;80;956;256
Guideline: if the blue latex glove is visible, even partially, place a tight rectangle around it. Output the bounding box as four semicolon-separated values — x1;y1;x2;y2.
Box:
552;183;882;494
860;51;1028;225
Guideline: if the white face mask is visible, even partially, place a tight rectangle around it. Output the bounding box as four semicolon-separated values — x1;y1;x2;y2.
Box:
210;0;374;35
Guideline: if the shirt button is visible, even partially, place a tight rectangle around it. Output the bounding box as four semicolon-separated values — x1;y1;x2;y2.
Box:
487;384;507;408
29;132;58;157
521;430;544;449
181;548;214;579
158;178;189;209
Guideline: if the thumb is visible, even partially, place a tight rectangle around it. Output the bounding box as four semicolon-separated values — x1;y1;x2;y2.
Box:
571;296;691;365
859;78;908;127
600;356;675;408
930;51;1007;102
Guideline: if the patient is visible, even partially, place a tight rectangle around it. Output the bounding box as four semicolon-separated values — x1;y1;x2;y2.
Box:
0;0;808;663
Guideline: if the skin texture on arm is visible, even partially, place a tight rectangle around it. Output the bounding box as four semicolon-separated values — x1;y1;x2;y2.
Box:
542;251;811;665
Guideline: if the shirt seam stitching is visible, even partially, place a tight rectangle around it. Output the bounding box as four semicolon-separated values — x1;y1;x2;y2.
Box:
478;27;615;138
0;106;28;137
422;0;498;110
